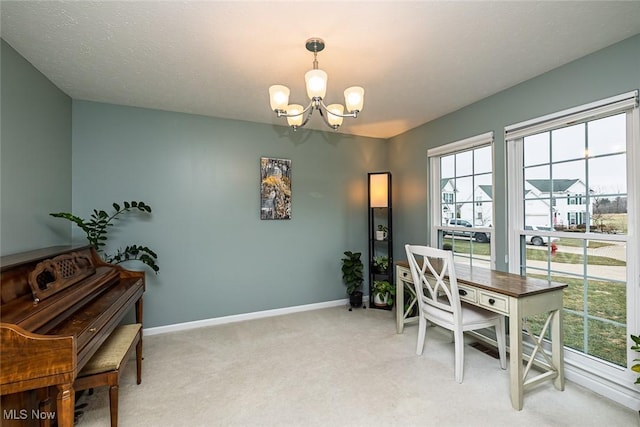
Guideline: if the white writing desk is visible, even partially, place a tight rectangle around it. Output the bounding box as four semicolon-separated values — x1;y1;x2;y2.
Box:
395;261;567;410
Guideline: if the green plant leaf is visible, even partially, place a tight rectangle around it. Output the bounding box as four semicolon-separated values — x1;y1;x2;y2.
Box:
631;335;640;385
341;250;363;295
50;200;158;274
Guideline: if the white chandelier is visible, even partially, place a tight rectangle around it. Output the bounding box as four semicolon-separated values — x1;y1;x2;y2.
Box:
269;38;364;131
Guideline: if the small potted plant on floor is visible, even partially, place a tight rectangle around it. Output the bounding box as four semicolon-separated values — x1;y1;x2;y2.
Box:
372;280;395;307
341;251;364;308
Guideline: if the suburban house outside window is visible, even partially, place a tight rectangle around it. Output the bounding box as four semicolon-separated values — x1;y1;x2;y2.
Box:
428;132;495;269
442;192;454;205
506;91;639;406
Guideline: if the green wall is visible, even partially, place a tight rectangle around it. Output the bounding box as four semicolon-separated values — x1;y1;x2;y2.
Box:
71;101;387;327
390;34;640;272
0;39;72;254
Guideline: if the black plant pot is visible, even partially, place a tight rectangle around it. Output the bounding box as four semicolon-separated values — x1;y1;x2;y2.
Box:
349;291;363;308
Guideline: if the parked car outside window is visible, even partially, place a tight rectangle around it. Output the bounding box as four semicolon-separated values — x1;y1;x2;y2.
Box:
524;225;559;246
443;219;490;243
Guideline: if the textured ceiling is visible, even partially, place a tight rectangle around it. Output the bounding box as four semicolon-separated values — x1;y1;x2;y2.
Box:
2;1;640;139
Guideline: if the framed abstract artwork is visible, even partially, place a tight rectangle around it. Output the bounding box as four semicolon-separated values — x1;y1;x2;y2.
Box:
260;157;292;219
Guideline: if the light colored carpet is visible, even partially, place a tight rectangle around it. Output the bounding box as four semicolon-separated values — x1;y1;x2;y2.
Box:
75;306;637;426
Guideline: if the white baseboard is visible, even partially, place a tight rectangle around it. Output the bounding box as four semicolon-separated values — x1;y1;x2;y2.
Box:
564;359;640;411
143;298;349;336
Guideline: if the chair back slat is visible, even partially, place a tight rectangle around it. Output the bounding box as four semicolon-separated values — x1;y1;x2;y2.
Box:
405;245;461;323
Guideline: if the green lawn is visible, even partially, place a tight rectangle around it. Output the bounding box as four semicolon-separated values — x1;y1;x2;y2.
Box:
557;238;611;248
529;248;626;266
443;238;625;266
528;274;626;366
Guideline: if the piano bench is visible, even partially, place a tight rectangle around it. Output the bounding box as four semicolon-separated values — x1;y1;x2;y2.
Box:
74;324;142;427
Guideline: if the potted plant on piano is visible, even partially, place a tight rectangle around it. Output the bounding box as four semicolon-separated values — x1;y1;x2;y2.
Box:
50;200;159;273
341;250;364;310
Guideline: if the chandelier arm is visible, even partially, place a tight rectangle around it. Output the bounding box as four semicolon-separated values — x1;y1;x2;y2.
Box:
297;105;314;129
275;100;315;118
318;99;359;118
317;107;340;130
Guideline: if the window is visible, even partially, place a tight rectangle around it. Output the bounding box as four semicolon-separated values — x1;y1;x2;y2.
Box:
428;132;494;268
506;91;639;395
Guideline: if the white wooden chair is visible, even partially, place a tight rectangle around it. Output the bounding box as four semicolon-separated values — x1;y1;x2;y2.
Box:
404;244;506;383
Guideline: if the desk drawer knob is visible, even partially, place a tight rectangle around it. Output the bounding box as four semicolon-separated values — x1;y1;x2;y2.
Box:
459;289;467;296
403;272;408;277
89;327;97;333
488;298;496;305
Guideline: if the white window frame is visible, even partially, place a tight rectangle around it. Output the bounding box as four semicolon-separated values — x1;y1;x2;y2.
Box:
428;131;495;269
506;90;640;410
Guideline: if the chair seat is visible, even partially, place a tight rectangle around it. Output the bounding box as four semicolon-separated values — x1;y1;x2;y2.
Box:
460;302;504;328
79;324;142;376
424;300;502;328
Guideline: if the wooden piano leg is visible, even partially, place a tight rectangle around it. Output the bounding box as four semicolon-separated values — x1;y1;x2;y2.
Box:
56;383;74;427
136;331;143;384
135;296;143;324
136;296;144;382
108;384;118;427
37;387;52;427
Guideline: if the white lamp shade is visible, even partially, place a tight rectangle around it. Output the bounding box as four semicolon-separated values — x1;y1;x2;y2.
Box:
344;86;364;112
286;104;304;127
305;69;328;99
326;104;344;127
369;173;389;207
269;85;290;111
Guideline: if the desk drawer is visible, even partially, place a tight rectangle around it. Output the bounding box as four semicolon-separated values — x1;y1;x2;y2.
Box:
457;284;477;304
478;290;509;315
397;266;412;283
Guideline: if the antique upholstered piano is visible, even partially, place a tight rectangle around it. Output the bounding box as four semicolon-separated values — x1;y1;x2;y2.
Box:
0;245;145;427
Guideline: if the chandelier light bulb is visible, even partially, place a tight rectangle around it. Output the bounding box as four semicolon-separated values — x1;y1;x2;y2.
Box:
269;85;290;111
305;69;328;99
327;104;344;127
286;104;304;127
344;86;364;112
